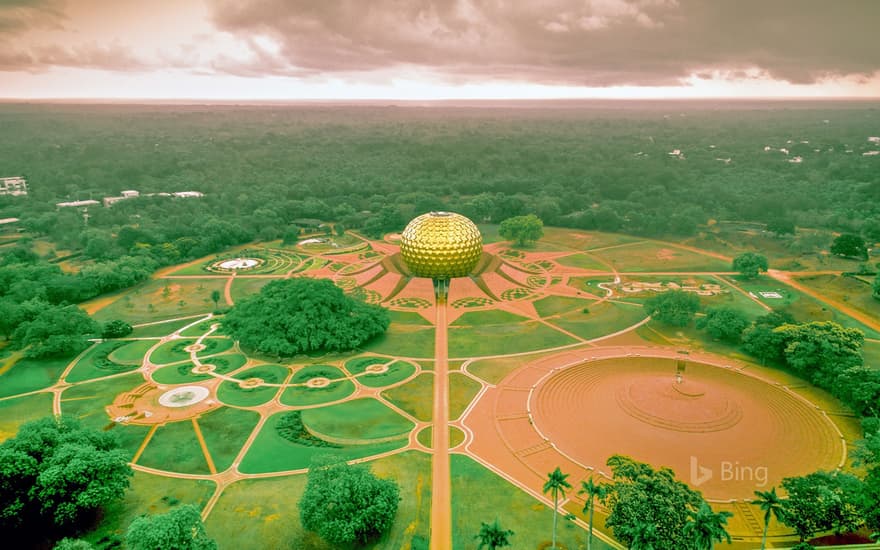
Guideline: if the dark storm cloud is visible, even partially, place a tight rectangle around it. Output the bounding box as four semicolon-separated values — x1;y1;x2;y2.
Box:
0;41;155;72
207;0;880;85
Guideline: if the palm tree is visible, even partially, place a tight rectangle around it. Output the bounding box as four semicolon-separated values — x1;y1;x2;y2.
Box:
753;487;785;550
620;520;659;550
683;502;733;550
543;467;572;550
475;518;514;550
579;477;607;550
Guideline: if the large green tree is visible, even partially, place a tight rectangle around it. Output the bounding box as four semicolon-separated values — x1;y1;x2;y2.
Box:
475;519;514;549
741;310;794;364
873;274;880;301
830;233;867;259
644;290;701;327
579;477;607;550
732;252;769;279
499;214;544;246
683;502;732;550
781;470;866;541
697;306;750;342
543;467;571;550
225;278;389;356
603;455;705;550
299;455;400;546
774;321;864;387
0;416;132;537
10;303;98;358
753;487;785;550
126;505;217;550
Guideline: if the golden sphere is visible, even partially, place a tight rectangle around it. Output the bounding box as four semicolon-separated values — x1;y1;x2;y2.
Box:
399;211;483;279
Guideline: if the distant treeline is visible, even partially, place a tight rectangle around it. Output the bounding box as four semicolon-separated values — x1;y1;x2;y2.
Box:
1;103;879;255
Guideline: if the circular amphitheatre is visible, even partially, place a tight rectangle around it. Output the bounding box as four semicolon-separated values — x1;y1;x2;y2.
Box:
214;257;262;271
158;385;210;408
466;349;845;501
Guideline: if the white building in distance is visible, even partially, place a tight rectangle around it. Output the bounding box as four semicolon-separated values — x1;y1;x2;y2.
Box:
57;199;100;208
0;176;28;196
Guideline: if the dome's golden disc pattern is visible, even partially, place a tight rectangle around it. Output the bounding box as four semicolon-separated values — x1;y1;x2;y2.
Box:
399;212;483;279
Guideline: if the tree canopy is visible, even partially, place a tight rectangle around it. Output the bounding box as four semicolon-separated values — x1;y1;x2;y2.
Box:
499;214;544;246
299;455;400;546
10;304;98;358
126;505;217;550
873;274;880;301
696;306;750;342
224;278;389;356
0;416;132;539
774;321;864;388
643;290;700;327
732;252;769;279
830;234;867;259
780;471;866;541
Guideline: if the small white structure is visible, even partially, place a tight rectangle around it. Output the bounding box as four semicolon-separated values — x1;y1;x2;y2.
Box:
864;151;880;156
57;199;100;208
0;176;27;196
788;156;803;164
158;386;210;408
173;191;204;198
868;137;880;144
218;258;259;270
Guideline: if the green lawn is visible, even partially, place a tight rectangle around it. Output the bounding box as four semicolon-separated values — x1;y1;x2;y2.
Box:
449;321;577;358
448;373;481;420
451;455;614;550
229;277;273;303
357;360;417;388
0;392;54;442
549;301;647;340
94;278;226;324
179;318;222;337
109;340;156;364
151;353;248;384
468;357;525;385
136;419;211;474
363;325;435;358
290;364;347;383
217;365;289;407
863;340;880;370
66;341;143;383
451;309;530;326
796;274;880;323
87;471;215;548
150;337;235;365
388;309;433;326
238;412;406;473
382;373;434;422
59;373;145;431
592;241;730;272
345;356;390;374
279;379;356;406
198;407;261;471
533;295;596;318
207;451;430;550
301;398;414;441
0;354;69;397
554;252;610;270
129;317;205;338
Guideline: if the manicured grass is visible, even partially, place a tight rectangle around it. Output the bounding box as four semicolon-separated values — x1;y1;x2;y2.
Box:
150;337;235;365
87;471;215;548
0;392;53;442
152;353;248;384
208;451;430;549
345;355;390;374
130;317;203;338
280;379;356;406
229;277;273;303
238;412;406;473
533;295;596;317
542;227;640;251
449;321;577;358
863;340;880;370
451;455;614;550
451;309;530;326
137;419;211;475
555;252;609;270
0;353;69;398
549;301;647;340
290;364;346;383
449;373;482;420
93;278;227;324
301;398;414;441
59;373;145;429
108;340;156;364
179;318;221;337
796;274;880;323
592;241;730;272
66;342;142;383
217;365;289;407
382;373;434;422
388;309;433;326
198;407;261;471
417;426;432;448
468;357;524;385
358;360;417;388
363;325;435;358
449;426;465;448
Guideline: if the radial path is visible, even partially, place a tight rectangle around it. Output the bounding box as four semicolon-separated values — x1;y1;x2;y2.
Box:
430;290;452;549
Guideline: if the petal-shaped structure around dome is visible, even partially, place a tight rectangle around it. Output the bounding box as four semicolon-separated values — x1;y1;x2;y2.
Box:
399;211;483;279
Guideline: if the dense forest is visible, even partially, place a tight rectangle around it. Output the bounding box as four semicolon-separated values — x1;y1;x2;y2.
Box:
1;101;879;252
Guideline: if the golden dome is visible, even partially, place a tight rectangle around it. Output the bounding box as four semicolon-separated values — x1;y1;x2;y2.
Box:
399;211;483;279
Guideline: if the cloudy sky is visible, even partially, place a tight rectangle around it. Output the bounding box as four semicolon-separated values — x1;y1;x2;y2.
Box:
2;0;879;100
